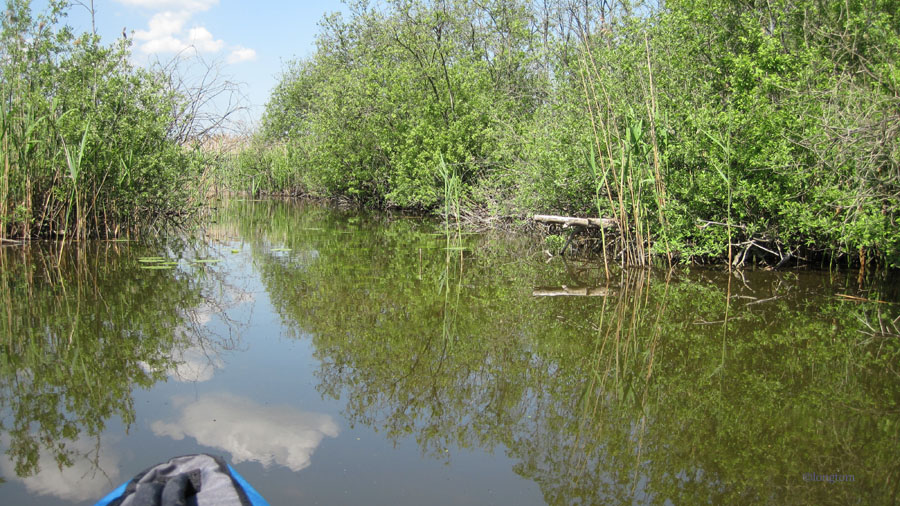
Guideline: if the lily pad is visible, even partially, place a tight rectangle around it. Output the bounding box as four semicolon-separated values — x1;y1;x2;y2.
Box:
138;257;166;263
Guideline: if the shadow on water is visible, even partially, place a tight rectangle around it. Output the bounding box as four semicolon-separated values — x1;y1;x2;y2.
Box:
224;199;900;505
1;198;898;505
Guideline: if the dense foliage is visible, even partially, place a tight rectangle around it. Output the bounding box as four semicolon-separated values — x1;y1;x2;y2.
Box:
245;0;899;267
0;0;207;241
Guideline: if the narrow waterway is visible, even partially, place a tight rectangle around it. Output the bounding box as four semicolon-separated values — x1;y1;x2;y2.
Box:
1;199;897;505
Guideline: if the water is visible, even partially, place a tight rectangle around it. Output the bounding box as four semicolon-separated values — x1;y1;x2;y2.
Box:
1;199;897;505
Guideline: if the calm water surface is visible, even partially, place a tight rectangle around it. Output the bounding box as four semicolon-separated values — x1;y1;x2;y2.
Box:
1;199;898;505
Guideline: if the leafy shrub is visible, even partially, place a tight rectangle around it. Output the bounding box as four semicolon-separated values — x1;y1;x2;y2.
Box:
1;0;208;240
249;0;900;267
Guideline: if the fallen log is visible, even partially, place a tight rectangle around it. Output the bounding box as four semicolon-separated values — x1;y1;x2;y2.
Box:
533;214;617;228
532;286;614;297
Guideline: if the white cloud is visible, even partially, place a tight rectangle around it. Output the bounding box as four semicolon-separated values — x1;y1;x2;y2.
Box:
133;13;223;56
0;435;121;502
138;10;189;37
123;1;253;62
187;26;225;52
227;46;257;64
137;34;187;54
152;393;339;472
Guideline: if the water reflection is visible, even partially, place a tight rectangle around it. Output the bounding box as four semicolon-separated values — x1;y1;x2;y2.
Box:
0;240;242;485
1;200;898;505
151;393;339;471
0;435;120;501
140;344;224;383
224;200;900;505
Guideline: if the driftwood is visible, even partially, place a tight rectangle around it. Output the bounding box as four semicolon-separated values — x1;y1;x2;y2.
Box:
532;286;614;297
534;214;616;256
534;215;616;229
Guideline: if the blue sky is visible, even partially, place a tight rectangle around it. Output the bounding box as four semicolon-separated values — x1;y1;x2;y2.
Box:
36;0;350;125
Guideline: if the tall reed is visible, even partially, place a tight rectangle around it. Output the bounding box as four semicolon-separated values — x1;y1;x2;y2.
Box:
577;22;669;267
60;118;92;243
0;1;208;241
437;152;462;234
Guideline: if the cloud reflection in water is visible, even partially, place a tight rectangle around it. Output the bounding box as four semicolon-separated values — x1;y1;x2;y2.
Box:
170;345;224;382
0;435;120;502
151;393;339;472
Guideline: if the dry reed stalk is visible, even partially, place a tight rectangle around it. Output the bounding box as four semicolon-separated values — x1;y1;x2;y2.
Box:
578;32;637;265
642;33;670;267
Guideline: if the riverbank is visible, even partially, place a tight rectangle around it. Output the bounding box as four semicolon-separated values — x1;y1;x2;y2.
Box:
223;0;898;269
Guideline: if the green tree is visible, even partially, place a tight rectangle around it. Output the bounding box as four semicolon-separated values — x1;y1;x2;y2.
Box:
251;0;900;267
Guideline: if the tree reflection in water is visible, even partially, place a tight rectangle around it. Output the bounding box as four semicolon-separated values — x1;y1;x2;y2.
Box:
0;239;246;488
227;199;900;505
1;199;897;506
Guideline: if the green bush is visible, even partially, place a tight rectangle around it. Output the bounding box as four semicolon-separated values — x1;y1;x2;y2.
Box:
0;0;206;240
247;0;899;267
